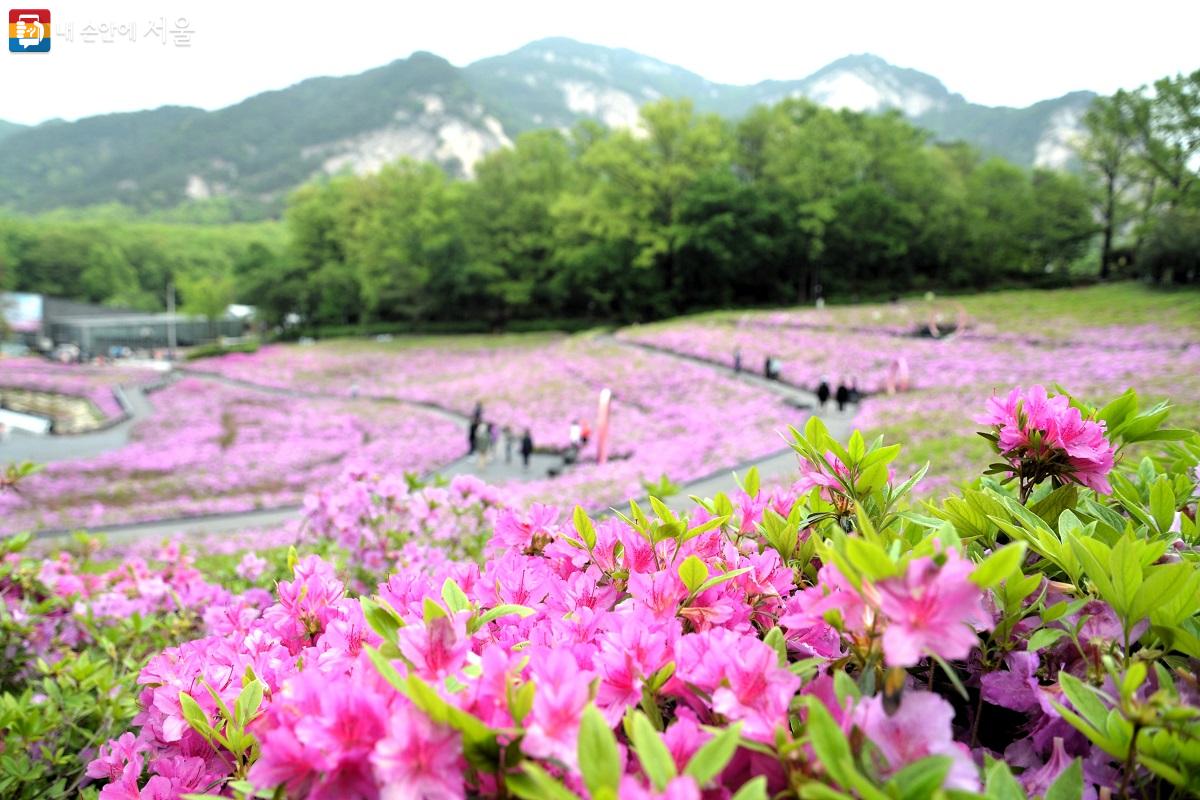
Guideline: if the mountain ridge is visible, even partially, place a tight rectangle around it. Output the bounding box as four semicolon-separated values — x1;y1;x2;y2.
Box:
0;38;1097;217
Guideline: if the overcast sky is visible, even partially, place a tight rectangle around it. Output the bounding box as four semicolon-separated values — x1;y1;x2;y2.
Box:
3;0;1197;126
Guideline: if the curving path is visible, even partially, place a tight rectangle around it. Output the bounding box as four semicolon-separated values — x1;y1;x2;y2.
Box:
28;342;858;539
607;335;856;511
26;368;566;539
1;382;160;464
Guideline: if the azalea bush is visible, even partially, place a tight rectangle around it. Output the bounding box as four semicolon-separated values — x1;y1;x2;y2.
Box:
3;385;1200;799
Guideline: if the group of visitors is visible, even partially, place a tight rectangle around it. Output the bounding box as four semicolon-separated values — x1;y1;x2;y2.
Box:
816;377;861;412
468;403;534;469
731;348;782;381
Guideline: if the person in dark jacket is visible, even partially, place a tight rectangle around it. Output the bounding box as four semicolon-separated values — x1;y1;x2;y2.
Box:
816;379;831;409
469;402;483;453
835;382;850;412
520;428;534;469
733;347;742;373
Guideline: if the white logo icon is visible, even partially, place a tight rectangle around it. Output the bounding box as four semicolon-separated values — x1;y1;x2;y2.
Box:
14;14;46;48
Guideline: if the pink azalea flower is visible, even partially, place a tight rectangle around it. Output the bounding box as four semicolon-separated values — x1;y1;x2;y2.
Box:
978;385;1115;494
520;648;595;769
877;551;992;667
87;733;147;782
396;611;471;681
618;774;703;800
854;691;980;791
674;629;799;742
371;704;464;800
236;552;268;581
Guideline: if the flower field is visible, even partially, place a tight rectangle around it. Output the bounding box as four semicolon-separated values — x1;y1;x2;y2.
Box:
186;335;804;510
620;285;1200;495
3;382;1199;800
0;378;464;531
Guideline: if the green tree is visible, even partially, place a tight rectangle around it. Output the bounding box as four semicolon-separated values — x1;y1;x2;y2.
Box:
455;130;574;322
1133;70;1200;210
1077;90;1139;278
80;243;140;306
178;272;235;338
1029;169;1097;271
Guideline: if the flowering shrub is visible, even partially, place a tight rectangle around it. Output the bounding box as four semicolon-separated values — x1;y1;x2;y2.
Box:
3;385;1200;799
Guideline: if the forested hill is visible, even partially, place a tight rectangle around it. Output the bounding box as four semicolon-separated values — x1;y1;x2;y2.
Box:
0;120;26;142
0;38;1096;218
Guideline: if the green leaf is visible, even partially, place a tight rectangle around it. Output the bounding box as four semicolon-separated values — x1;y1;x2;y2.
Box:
473;604;535;629
984;759;1025;800
729;776;769;800
178;692;215;739
233;677;264;728
574;505;597;550
1131;562;1192;626
1148;476;1176;532
678;555;710;594
577;705;621;795
970;542;1027;588
508;680;535;726
507;763;581;800
1058;673;1110;731
844;537;897;581
695;567;752;595
1031;485;1078;525
1044;758;1083;800
887;756;951;799
744;466;760;498
1097;389;1137;432
1026;628;1069;652
361;597;404;644
627;711;676;790
441;579;471;614
684;723;743;786
804;697;854;788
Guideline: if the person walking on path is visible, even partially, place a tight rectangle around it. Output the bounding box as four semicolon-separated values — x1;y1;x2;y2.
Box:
733;347;742;374
520;428;533;470
567;419;582;464
475;422;492;467
835;381;850;412
503;426;514;464
469;402;483;454
816;379;831;409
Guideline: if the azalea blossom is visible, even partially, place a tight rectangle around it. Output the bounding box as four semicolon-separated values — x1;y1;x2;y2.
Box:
854;691;980;791
977;385;1115;494
877;550;992;667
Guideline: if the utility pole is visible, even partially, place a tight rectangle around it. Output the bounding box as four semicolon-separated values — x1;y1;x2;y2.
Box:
166;280;177;360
